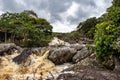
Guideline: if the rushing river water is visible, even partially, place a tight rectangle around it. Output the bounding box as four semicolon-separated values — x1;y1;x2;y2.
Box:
0;50;72;80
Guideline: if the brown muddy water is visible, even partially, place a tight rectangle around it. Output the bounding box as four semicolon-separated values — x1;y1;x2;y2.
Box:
0;50;72;80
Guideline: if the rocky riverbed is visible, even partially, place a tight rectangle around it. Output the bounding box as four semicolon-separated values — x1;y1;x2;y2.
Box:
0;42;120;80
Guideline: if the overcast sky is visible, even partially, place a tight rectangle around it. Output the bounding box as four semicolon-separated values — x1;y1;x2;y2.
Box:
0;0;112;32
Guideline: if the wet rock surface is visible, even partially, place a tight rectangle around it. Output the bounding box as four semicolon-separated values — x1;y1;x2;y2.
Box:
57;69;120;80
63;53;99;72
0;37;120;80
0;43;19;55
13;48;33;64
11;43;95;66
0;41;119;80
70;43;85;51
48;47;77;65
72;47;92;63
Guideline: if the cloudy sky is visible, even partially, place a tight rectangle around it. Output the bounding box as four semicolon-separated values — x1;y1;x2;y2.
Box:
0;0;112;32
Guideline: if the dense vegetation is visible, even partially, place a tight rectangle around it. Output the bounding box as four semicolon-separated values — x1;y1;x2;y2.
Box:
94;0;120;69
77;17;98;38
0;10;53;47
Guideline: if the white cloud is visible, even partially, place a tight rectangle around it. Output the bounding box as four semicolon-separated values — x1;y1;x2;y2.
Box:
36;10;51;21
52;21;76;33
52;2;79;32
60;2;79;21
0;0;113;32
66;2;80;18
92;0;112;17
0;11;4;15
15;0;26;6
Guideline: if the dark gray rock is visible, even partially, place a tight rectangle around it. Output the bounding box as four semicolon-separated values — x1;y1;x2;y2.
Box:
64;53;99;72
13;48;33;64
48;47;77;65
57;69;120;80
72;45;93;63
0;43;19;56
70;44;85;51
16;46;23;52
12;47;47;65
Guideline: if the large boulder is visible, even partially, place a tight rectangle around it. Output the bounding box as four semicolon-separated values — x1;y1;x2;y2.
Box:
49;37;70;47
13;48;33;64
12;47;55;65
12;47;47;64
70;44;85;51
0;43;20;56
48;47;77;65
63;53;99;72
57;69;120;80
72;45;93;63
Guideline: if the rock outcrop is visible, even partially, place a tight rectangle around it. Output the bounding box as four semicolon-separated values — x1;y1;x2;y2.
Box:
0;43;21;56
13;48;33;64
49;47;77;65
70;43;85;51
57;69;120;80
65;53;99;72
49;37;70;47
72;45;94;63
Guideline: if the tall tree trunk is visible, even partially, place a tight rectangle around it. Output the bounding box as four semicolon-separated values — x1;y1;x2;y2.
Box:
5;32;7;43
13;34;15;43
11;34;14;43
114;55;120;72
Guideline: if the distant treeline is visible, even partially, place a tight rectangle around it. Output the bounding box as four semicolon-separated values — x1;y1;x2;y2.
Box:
0;10;53;47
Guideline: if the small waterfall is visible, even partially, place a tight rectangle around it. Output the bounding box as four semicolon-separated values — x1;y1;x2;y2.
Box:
0;50;58;80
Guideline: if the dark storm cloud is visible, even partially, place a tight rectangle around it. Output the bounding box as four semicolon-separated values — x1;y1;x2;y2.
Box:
0;0;113;32
1;0;26;12
75;0;97;7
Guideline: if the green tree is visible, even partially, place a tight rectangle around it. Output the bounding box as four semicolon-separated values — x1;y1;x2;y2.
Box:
94;0;120;70
112;0;120;7
0;10;53;47
77;17;98;38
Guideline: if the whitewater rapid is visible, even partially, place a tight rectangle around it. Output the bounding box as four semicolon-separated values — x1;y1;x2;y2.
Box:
0;50;58;80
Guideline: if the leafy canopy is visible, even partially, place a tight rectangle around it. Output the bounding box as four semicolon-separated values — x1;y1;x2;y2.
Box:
0;10;53;47
77;17;98;38
94;0;120;66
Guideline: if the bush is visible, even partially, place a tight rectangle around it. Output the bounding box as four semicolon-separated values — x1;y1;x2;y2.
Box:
94;21;120;68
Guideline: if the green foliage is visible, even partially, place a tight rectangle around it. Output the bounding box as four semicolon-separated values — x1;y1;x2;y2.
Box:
94;0;120;66
0;10;53;47
60;17;98;42
94;22;120;69
95;22;114;60
21;10;38;18
77;17;98;38
107;7;120;26
112;0;120;7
